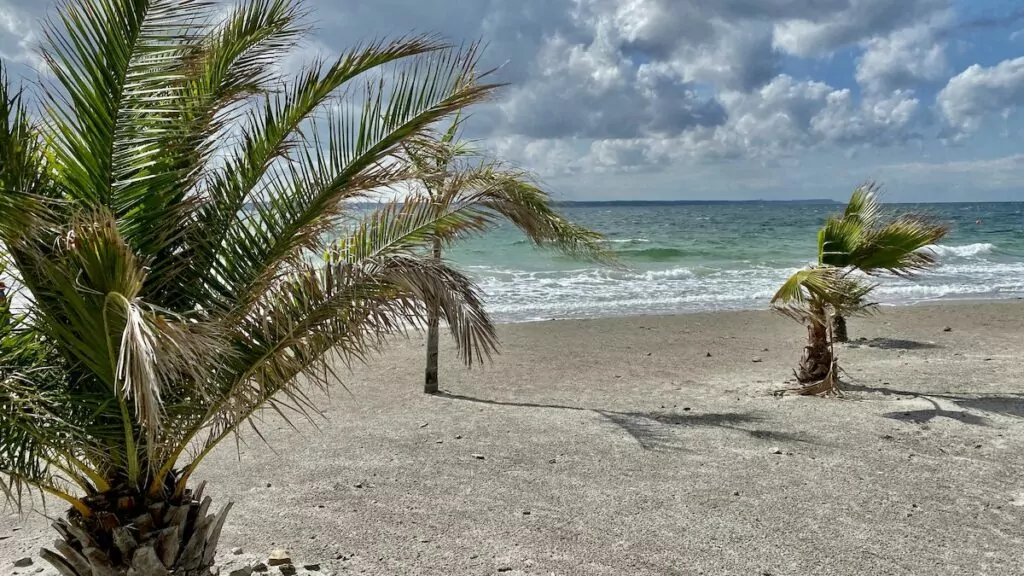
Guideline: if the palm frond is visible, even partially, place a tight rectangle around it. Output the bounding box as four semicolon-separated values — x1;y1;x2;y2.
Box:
817;214;863;268
40;0;216;206
333;196;494;268
403;120;612;265
210;44;498;311
770;266;873;323
19;213;221;478
183;36;456;306
0;66;50;242
829;273;879;317
146;195;497;493
136;0;307;304
841;182;883;225
850;215;950;276
473;179;610;263
2;0;506;524
0;298;92;512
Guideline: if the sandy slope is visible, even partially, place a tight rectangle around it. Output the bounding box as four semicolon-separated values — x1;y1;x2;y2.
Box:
3;301;1024;575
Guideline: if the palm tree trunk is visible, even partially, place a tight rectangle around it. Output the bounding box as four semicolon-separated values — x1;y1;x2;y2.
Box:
833;314;848;342
424;238;442;394
796;302;833;385
41;483;230;576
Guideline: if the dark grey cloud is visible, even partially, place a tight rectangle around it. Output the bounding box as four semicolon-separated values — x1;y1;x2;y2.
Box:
496;38;727;140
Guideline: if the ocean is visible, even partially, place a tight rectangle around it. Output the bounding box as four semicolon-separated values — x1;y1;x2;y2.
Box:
445;202;1024;323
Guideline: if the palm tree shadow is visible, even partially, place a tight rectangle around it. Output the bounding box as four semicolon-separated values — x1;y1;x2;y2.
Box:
844;383;1024;426
846;338;942;350
436;392;816;452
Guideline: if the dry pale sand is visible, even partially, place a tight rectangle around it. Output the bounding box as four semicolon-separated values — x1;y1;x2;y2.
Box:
3;301;1024;576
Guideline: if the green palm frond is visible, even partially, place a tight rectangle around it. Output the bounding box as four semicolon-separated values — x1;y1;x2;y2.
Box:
819;183;948;275
849;215;949;276
818;214;863;268
403;117;611;264
41;0;216;206
180;37;481;310
829;273;879;317
0;67;49;241
1;0;499;515
0;288;96;514
335;196;495;262
770;266;877;323
771;267;839;323
841;182;883;225
160;198;497;491
216;45;498;310
475;179;609;262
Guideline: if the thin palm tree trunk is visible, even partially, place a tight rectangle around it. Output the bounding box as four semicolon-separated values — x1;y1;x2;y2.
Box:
424;238;442;394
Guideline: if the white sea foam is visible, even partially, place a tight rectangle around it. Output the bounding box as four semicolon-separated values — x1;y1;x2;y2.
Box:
926;243;995;258
470;250;1024;322
640;267;695;281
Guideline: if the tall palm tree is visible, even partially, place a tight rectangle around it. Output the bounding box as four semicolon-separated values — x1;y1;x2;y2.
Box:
402;117;609;394
0;0;503;573
771;184;948;396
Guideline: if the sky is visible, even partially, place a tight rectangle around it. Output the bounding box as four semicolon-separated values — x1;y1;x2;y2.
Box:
1;0;1024;202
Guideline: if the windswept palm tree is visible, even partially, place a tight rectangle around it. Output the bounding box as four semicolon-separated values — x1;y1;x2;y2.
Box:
771;184;948;396
401;116;609;394
0;0;503;573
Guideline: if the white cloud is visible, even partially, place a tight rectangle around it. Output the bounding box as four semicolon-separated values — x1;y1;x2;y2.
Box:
856;22;949;93
773;0;946;56
0;1;42;70
702;76;923;157
517;75;927;175
495;33;726;140
938;56;1024;133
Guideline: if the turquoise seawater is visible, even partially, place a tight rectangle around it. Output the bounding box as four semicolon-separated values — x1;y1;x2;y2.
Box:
445;202;1024;322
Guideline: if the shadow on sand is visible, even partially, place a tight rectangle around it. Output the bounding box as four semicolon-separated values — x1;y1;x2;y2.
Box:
436;392;815;451
846;338;942;350
844;383;1024;427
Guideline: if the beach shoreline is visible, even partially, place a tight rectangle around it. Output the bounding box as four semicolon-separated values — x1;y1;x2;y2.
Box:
3;300;1023;575
485;294;1024;325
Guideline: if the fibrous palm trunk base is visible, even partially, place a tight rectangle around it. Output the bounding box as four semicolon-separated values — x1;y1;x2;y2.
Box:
40;481;231;576
775;319;843;397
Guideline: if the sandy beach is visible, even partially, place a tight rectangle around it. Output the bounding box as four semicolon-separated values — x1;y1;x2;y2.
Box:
3;301;1023;575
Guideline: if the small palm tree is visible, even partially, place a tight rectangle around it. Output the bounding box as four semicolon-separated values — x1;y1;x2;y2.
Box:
0;0;503;573
771;184;948;396
401;117;609;394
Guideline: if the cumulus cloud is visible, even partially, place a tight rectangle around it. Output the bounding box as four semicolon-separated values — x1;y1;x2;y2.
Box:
856;22;949;93
773;0;947;56
938;57;1024;133
496;33;726;140
501;75;927;176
